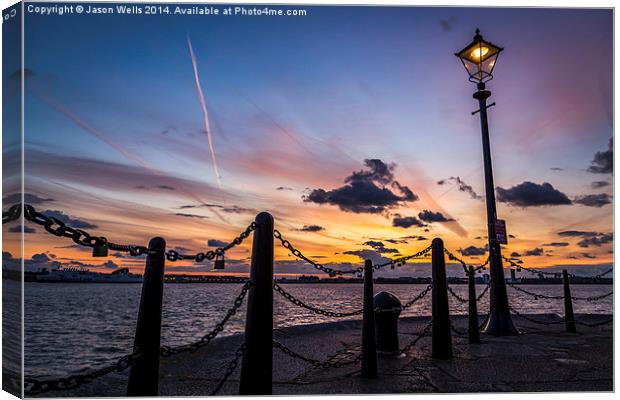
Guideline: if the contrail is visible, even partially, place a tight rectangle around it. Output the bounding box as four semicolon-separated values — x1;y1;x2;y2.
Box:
187;35;222;188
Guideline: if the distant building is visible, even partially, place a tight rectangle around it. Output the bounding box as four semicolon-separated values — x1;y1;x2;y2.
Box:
482;273;490;284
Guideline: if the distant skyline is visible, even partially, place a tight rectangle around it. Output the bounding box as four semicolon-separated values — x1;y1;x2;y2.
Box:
3;4;613;276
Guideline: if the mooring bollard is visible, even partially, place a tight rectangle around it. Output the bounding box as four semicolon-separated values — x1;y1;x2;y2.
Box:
431;238;453;359
127;237;166;396
239;212;274;395
361;259;378;378
468;265;480;343
374;291;402;357
562;269;576;333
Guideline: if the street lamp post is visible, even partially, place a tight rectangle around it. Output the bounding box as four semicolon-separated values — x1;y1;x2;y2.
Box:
455;29;518;336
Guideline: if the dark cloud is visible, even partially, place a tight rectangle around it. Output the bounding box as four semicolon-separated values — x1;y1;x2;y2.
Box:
362;241;399;254
174;213;208;219
8;226;36;233
343;249;392;265
574;193;612;208
276;186;293;191
581;253;596;259
178;204;256;214
439;16;456;32
577;233;612;248
295;225;325;232
591;181;610;189
102;260;120;269
161;125;177;135
510;252;521;257
418;210;454;223
41;210;98;229
496;181;572;207
156;185;175;191
303;159;418;214
550;167;564;171
208;239;228;247
3;193;55;205
587;138;612;174
458;246;487;256
543;242;569;247
437;176;480;199
523;248;544;256
392;215;426;228
558;230;598;237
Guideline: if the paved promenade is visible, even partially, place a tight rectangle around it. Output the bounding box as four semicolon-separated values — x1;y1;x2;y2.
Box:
43;314;613;396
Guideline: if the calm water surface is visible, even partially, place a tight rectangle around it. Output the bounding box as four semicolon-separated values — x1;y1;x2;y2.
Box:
23;282;613;378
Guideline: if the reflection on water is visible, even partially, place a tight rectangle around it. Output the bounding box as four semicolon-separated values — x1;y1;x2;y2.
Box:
24;282;613;378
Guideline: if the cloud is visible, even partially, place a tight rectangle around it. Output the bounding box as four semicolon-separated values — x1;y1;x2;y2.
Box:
156;185;175;191
342;249;392;265
362;241;399;254
392;215;426;228
558;230;598;237
208;239;228;247
174;213;208;219
550;167;564;171
458;246;487;256
437;176;480;199
574;193;612;208
276;186;293;191
581;253;596;259
496;181;572;207
576;233;612;248
439;16;456;32
41;210;98;229
295;225;325;232
510;252;521;257
418;210;454;223
523;248;544;256
543;242;569;247
591;181;610;189
303;159;418;214
178;204;256;214
3;193;55;205
587;138;612;174
8;226;36;233
102;260;120;269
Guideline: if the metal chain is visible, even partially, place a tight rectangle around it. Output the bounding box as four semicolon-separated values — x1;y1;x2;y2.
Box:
274;283;363;317
273;340;362;369
2;203;21;224
446;285;468;303
477;284;490;301
444;248;489;275
569;268;614;280
401;284;433;309
210;342;247;396
502;256;558;277
373;244;433;269
274;229;363;276
160;281;251;356
24;351;142;395
400;319;433;354
507;283;613;302
165;222;256;263
450;321;466;336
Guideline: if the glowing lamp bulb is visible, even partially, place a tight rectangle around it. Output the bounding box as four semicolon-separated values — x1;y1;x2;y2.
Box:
470;46;489;60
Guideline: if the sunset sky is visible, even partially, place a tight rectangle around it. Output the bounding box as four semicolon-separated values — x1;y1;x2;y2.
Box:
3;5;613;277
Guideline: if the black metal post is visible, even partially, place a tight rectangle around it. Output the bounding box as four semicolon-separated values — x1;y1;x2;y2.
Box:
431;238;452;359
468;266;480;343
563;269;576;333
239;212;274;395
127;237;166;396
475;83;518;336
361;259;378;378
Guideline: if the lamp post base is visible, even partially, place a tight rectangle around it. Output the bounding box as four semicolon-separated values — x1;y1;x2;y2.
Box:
481;307;519;336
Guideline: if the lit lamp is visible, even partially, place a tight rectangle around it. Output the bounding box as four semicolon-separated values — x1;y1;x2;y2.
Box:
454;29;517;336
455;29;503;84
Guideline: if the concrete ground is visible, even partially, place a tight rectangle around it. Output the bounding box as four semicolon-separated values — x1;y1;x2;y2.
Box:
32;314;613;397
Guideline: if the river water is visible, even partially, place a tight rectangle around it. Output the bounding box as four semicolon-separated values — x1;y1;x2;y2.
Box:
22;282;613;379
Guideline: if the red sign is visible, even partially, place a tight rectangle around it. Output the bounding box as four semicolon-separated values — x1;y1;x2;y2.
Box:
495;219;508;244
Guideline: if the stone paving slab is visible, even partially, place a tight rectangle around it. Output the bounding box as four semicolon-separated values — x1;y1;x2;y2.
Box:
33;314;613;397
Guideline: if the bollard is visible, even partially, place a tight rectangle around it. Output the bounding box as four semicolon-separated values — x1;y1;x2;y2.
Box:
361;259;378;378
431;238;453;359
468;266;480;343
374;291;402;357
127;237;166;396
562;269;576;333
239;212;274;395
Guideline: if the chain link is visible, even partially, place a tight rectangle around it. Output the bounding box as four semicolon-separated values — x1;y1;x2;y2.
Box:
160;281;251;356
477;284;490;301
509;306;565;325
373;244;433;269
401;284;433;309
274;283;363;317
444;248;489;275
2;203;21;224
507;283;613;302
24;351;142;395
446;285;468;303
400;319;433;354
209;342;247;396
274;229;363;276
273;340;361;369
